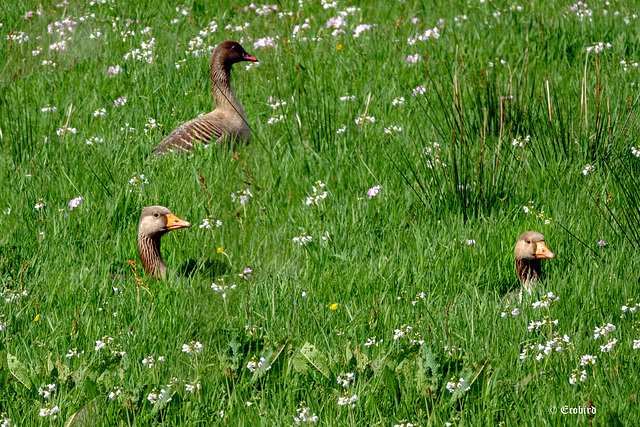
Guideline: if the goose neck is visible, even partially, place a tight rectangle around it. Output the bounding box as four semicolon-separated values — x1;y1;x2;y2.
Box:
209;57;246;118
138;233;167;279
515;258;541;292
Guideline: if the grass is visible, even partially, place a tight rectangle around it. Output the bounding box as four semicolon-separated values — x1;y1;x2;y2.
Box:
1;0;640;424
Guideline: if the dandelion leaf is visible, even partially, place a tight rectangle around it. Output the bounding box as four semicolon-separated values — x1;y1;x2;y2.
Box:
7;352;31;390
228;337;243;371
299;342;330;379
421;345;442;387
410;352;440;398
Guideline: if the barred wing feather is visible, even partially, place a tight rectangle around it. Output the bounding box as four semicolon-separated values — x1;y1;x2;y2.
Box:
152;116;227;154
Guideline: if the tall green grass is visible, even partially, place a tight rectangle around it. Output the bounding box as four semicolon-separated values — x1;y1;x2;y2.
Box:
1;0;640;425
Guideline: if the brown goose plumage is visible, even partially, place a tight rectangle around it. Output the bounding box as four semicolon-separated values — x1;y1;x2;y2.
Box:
138;206;191;279
514;231;555;293
152;41;258;154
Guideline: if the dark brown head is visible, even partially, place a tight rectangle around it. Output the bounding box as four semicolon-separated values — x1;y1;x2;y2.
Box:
212;41;258;70
138;206;191;239
514;231;555;262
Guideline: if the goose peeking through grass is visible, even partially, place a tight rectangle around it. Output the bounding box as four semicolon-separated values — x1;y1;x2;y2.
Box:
138;206;191;280
513;230;555;297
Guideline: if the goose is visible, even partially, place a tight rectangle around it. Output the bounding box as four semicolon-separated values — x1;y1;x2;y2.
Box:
152;41;258;154
514;231;555;294
138;206;191;279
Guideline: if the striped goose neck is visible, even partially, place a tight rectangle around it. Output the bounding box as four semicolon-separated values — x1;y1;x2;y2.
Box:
138;233;167;280
210;56;247;120
515;258;541;293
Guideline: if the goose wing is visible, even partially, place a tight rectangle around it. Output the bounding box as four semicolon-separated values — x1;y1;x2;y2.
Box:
152;115;227;154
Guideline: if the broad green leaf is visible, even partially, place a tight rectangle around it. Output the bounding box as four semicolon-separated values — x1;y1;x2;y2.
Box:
299;342;330;379
292;351;310;375
65;396;102;427
7;352;31;390
345;341;353;365
46;353;54;376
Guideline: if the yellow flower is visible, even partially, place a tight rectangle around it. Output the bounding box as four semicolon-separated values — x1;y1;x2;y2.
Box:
34;314;40;322
330;303;338;311
217;247;224;254
336;44;343;50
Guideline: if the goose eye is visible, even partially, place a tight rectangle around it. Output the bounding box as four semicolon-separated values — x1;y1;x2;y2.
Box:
153;213;159;218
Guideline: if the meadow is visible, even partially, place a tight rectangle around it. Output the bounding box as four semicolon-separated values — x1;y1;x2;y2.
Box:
1;0;640;424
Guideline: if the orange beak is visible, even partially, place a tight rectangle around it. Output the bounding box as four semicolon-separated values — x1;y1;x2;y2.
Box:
165;214;191;230
535;241;555;259
244;53;258;62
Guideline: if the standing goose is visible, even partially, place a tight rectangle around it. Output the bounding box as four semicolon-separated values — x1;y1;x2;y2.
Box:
138;206;191;279
514;231;555;293
152;41;258;154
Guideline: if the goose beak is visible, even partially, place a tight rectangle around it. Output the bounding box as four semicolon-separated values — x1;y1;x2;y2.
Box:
535;241;555;259
165;214;191;230
244;53;258;62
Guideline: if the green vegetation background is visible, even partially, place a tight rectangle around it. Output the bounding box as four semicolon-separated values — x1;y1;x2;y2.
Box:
1;0;639;424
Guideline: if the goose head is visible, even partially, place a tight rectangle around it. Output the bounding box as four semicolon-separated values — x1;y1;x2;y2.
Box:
138;206;191;279
514;231;555;292
212;41;258;72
